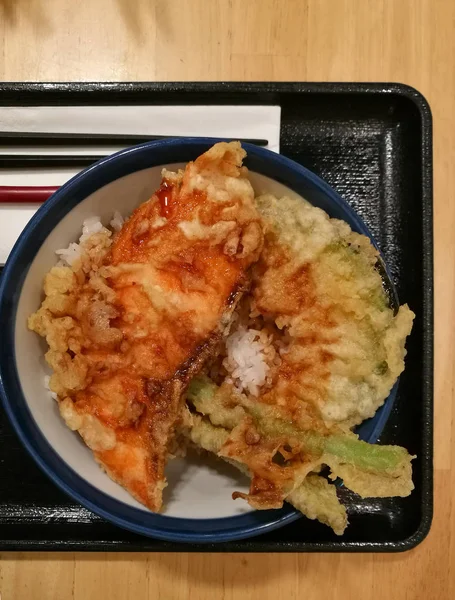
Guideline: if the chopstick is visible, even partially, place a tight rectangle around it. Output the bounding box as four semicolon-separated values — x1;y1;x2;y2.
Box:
0;133;268;147
0;186;58;203
0;155;108;168
0;134;269;203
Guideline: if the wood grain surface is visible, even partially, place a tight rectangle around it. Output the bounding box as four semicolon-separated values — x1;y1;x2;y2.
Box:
0;0;452;598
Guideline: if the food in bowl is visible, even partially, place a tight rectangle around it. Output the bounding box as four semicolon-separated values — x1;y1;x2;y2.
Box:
29;141;415;535
186;191;415;533
28;141;263;512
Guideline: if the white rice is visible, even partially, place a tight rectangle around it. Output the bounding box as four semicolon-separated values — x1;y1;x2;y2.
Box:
110;211;125;232
55;242;82;267
55;213;124;267
223;326;273;396
79;216;107;242
44;375;58;401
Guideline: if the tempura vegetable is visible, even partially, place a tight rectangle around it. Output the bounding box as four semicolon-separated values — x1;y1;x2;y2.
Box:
186;376;414;526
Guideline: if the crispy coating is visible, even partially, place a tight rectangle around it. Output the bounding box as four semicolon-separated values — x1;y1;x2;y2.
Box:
219;414;319;509
253;194;414;428
188;377;327;510
327;456;414;498
185;413;348;535
186;187;416;519
29;142;263;511
186;376;414;531
288;474;347;536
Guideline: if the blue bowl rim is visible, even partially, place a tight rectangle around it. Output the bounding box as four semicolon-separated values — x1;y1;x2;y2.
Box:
0;137;399;543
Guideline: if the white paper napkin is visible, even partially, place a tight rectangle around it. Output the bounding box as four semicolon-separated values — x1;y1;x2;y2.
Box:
0;105;281;263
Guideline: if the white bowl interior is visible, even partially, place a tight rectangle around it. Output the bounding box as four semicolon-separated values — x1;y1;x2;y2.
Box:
14;164;304;519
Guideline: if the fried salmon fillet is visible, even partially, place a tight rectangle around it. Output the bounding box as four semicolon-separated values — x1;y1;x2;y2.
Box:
29;141;263;511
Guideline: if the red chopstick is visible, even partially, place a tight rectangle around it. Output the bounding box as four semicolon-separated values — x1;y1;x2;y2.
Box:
0;186;59;203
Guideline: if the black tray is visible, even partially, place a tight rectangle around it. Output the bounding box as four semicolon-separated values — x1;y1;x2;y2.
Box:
0;82;433;552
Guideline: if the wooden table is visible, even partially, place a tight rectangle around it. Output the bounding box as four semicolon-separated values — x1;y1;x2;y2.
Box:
0;0;452;598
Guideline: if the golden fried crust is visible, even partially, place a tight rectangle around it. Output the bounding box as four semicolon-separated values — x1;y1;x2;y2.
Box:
219;415;318;510
29;141;263;511
185;414;348;535
253;194;414;428
186;192;415;513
